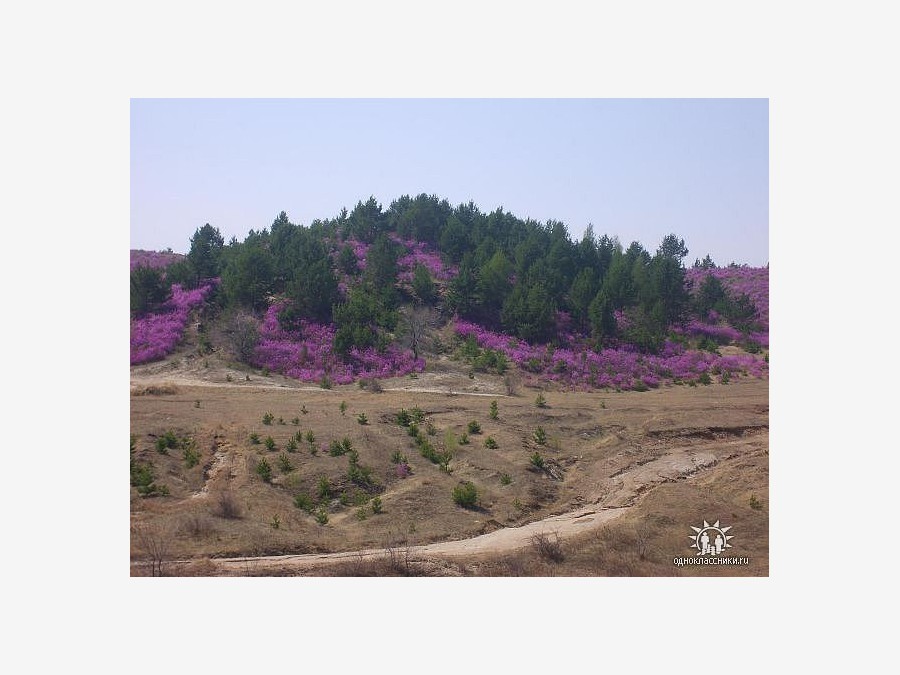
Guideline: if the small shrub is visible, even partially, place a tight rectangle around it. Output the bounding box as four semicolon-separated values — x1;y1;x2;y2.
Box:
249;432;260;445
277;452;293;472
315;507;329;525
396;409;412;427
467;420;481;435
316;476;331;500
459;433;470;445
390;450;407;465
720;371;731;384
407;423;420;438
426;422;436;436
500;472;512;485
340;401;348;416
294;493;314;512
215;491;241;519
262;412;274;425
452;481;478;509
533;426;547;445
357;412;368;425
183;445;201;468
305;430;316;445
226;374;233;382
356;506;369;521
410;407;426;424
245;374;250;381
535;393;548;408
339;491;352;506
698;371;713;385
329;439;344;456
301;405;309;415
262;367;270;377
286;438;298;453
371;496;383;514
255;458;273;483
531;531;565;563
264;436;276;451
750;494;763;510
489;400;499;420
530;452;545;470
155;430;180;454
484;436;499;449
600;400;606;409
320;376;332;390
341;437;353;454
270;514;281;530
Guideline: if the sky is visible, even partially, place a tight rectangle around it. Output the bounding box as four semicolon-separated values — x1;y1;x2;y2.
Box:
131;98;768;266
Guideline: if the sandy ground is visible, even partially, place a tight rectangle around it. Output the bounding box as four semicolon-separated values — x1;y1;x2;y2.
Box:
131;344;768;576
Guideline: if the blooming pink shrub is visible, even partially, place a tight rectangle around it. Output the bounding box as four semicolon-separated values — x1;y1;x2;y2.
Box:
454;318;767;391
130;249;184;271
130;281;217;364
249;304;425;384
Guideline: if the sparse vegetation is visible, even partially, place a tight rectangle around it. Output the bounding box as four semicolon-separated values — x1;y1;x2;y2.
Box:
500;473;512;485
315;507;329;525
535;393;548;408
262;412;274;425
249;432;260;445
371;496;383;514
489;400;499;420
530;452;545;470
357;412;368;425
533;426;547;445
484;436;499;449
467;420;481;435
340;400;348;416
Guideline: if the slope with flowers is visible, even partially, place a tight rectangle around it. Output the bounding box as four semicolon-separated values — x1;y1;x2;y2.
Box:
130;196;767;391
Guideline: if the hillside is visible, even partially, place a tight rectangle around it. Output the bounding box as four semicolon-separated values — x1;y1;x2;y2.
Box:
130;196;769;577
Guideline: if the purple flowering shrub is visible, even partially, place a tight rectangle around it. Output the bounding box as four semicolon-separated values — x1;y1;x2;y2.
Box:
454;319;766;390
685;266;769;347
391;236;458;282
686;266;769;328
248;304;425;384
130;249;184;271
131;281;217;365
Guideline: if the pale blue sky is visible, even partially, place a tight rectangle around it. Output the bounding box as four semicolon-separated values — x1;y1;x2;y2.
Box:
131;99;767;265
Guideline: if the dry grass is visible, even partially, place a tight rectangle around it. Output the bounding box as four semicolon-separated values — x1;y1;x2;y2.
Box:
131;383;179;396
131;351;767;575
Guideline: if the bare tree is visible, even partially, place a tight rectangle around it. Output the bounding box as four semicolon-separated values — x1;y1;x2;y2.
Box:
132;522;172;577
399;306;437;360
225;310;259;362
